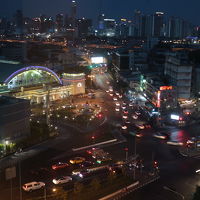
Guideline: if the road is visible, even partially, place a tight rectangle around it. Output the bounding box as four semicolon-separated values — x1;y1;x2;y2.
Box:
0;72;200;200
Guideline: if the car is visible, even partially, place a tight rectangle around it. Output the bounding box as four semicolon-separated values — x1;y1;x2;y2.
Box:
121;125;128;130
115;92;120;96
135;133;143;138
122;115;128;119
153;132;169;140
78;170;90;178
52;176;72;185
196;169;200;174
52;162;69;170
115;107;120;112
113;97;118;101
79;161;95;168
115;102;120;106
106;90;109;93
135;111;141;115
118;95;123;98
123;110;128;114
135;124;145;130
125;120;131;124
167;141;184;146
109;88;113;92
145;124;151;128
129;103;134;107
132;115;138;120
70;157;86;164
109;93;114;97
22;182;45;192
122;105;126;110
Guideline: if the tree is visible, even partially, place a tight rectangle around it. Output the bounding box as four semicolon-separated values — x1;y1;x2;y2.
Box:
193;185;200;200
90;178;101;192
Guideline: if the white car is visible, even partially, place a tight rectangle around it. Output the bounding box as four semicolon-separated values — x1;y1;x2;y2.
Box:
132;115;138;120
129;103;134;107
153;132;168;140
119;95;123;98
196;169;200;174
115;102;120;106
121;125;127;130
113;97;118;101
135;111;141;115
53;176;72;185
22;182;45;192
115;107;120;112
122;105;126;110
122;115;128;119
115;92;120;96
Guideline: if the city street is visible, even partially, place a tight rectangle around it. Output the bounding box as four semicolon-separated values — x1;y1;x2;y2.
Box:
0;72;200;200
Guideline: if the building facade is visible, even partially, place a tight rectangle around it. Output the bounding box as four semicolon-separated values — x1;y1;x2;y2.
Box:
0;96;30;143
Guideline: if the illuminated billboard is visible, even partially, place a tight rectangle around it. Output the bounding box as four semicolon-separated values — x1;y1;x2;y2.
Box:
171;114;179;120
91;57;104;64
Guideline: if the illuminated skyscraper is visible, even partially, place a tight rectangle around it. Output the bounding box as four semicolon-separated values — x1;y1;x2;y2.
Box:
71;0;77;29
152;12;165;37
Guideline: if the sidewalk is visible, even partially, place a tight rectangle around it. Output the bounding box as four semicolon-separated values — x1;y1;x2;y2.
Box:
99;174;160;200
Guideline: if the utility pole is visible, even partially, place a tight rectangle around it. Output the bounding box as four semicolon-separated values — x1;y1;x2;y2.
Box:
133;136;137;179
46;85;50;126
19;159;22;200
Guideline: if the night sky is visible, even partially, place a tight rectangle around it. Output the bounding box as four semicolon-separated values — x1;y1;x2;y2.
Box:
1;0;199;25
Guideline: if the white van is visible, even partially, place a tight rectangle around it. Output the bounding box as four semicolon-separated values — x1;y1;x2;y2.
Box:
22;182;45;192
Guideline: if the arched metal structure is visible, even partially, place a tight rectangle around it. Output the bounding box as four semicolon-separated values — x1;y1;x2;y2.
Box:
4;66;62;88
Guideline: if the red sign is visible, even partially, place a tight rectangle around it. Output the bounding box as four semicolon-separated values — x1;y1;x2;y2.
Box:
160;86;173;91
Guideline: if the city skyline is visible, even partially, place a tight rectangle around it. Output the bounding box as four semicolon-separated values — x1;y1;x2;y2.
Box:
0;0;199;25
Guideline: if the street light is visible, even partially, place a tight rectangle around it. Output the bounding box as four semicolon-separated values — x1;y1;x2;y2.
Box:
44;186;47;200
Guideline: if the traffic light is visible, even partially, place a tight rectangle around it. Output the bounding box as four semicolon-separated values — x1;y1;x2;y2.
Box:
153;161;158;169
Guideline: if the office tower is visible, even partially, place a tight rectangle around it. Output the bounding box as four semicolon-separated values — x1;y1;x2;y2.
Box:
152;12;165;37
167;17;192;39
133;10;142;37
102;19;116;37
71;0;77;29
77;18;92;38
140;15;153;38
56;14;64;32
98;13;105;36
14;10;23;34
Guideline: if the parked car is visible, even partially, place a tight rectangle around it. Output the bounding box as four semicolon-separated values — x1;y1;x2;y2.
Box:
22;182;45;192
52;162;69;170
70;157;85;164
52;176;72;185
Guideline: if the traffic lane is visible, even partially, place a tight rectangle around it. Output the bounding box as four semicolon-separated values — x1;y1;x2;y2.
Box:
125;132;200;199
123;180;186;200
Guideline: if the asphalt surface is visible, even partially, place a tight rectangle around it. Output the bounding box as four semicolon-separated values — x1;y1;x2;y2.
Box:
0;72;200;200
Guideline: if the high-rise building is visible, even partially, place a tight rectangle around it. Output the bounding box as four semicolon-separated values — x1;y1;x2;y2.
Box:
133;10;142;37
152;12;165;37
14;10;23;34
56;14;64;32
140;15;153;38
77;18;92;38
70;0;77;29
116;19;130;38
167;17;192;39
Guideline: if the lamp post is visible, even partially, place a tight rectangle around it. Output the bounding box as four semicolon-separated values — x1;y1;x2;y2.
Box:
44;186;47;200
